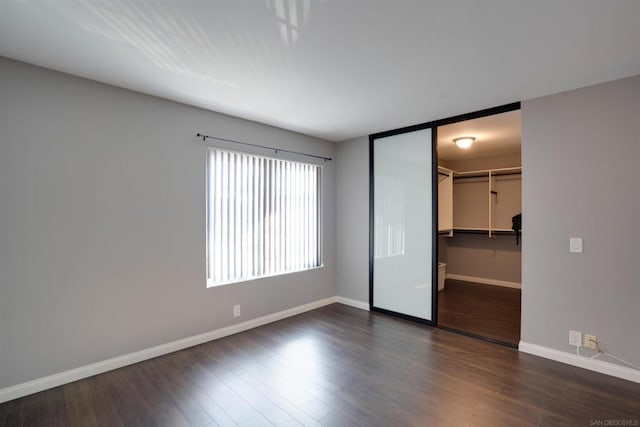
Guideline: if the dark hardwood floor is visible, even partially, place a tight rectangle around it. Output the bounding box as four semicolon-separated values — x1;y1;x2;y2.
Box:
438;279;521;346
1;303;638;426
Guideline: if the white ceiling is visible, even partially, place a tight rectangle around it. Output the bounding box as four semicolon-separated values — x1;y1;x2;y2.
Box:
1;1;639;142
438;110;521;161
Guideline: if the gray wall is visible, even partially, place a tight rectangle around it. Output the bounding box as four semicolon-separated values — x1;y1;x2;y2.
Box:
521;75;640;365
335;136;369;303
443;234;522;284
0;57;336;388
438;236;448;264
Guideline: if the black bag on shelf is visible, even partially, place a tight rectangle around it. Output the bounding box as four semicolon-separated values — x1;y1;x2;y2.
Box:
512;213;522;245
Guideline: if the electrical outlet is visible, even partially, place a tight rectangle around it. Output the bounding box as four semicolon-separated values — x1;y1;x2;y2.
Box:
569;237;583;253
584;334;597;350
233;305;241;317
569;330;582;346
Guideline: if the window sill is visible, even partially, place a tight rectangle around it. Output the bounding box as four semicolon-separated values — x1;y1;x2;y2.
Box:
206;264;325;288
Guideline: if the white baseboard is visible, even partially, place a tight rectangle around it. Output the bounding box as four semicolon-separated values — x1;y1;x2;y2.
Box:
0;296;338;404
445;273;521;289
519;341;640;384
335;296;369;311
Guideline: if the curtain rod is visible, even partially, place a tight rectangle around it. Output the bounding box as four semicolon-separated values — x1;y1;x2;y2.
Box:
196;133;332;162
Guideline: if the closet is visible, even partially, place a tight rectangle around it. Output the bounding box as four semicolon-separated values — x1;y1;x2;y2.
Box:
437;109;522;346
438;166;522;237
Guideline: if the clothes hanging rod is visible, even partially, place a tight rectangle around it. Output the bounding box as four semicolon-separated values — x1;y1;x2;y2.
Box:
196;133;332;162
453;171;522;180
451;228;516;235
455;166;522;175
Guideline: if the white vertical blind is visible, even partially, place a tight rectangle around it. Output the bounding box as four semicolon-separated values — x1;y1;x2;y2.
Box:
207;148;322;286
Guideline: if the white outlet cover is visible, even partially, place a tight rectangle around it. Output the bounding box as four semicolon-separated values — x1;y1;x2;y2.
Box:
569;330;582;346
569;237;583;253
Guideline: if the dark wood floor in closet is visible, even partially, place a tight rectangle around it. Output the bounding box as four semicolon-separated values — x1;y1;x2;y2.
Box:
438;279;521;346
2;303;638;427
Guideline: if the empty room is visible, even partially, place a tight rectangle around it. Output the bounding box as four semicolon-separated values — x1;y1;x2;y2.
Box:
1;1;639;426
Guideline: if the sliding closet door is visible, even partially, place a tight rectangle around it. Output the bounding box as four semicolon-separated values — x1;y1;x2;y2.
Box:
371;128;435;323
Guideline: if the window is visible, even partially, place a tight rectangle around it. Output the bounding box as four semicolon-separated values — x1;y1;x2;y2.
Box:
206;148;322;286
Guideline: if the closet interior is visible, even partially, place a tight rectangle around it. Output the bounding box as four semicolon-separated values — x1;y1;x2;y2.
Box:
437;109;522;346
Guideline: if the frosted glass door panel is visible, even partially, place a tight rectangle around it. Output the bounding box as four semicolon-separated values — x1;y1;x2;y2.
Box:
373;128;433;321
